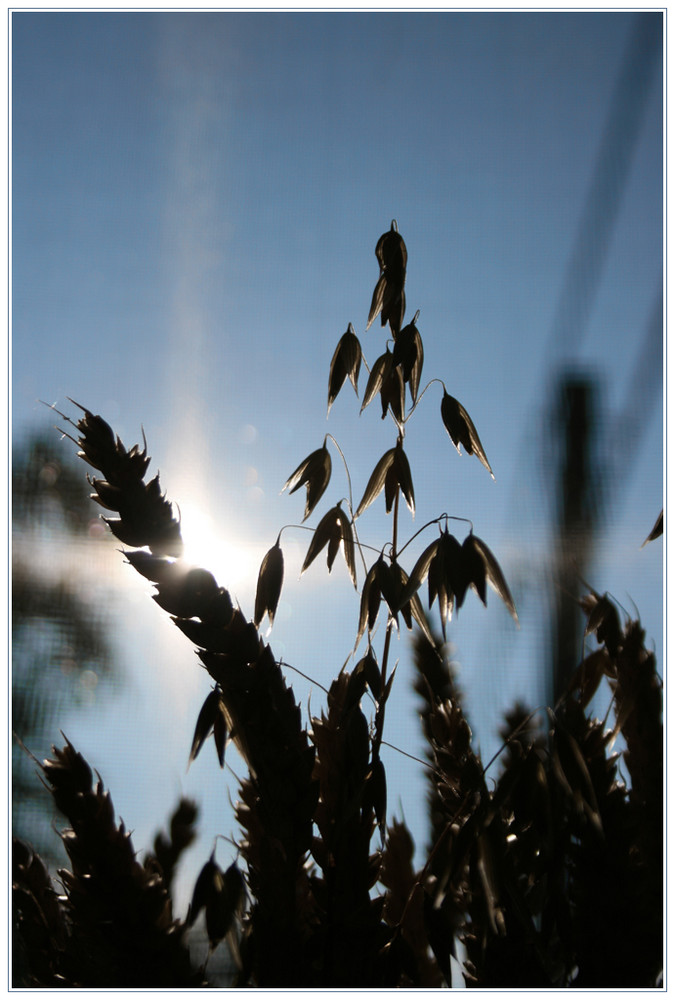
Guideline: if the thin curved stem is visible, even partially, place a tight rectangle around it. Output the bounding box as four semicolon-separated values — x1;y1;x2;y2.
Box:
480;706;546;777
325;433;371;578
394;791;472;939
396;513;475;558
372;483;401;762
402;377;446;424
278;659;330;695
380;739;436;773
277;520;396;564
326;433;353;514
396;516;445;558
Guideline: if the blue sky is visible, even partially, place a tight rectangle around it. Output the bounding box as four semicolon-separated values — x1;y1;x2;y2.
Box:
12;10;663;903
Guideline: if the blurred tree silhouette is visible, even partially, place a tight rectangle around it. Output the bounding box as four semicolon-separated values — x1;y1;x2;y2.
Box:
12;431;117;862
13;431;98;534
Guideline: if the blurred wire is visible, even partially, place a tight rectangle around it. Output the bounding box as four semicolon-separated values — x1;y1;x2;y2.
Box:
546;12;660;366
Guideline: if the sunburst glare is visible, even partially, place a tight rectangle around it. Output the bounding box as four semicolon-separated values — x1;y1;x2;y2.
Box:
178;499;260;603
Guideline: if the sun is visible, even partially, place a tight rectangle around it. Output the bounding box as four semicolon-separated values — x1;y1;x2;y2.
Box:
178;500;260;600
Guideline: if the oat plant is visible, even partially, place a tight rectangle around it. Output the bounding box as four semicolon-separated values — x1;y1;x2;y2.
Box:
13;223;662;987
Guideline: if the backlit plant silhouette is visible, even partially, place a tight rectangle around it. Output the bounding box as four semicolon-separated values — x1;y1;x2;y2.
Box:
13;223;662;987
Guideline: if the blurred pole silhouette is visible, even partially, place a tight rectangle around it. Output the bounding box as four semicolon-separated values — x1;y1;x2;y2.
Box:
548;372;601;706
542;14;660;707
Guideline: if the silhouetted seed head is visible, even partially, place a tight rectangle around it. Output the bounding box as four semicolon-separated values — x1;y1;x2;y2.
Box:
440;391;494;479
189;689;223;767
300;505;357;588
327;324;362;415
380;364;406;422
367;221;408;337
346;662;369;709
174;613;260;659
641;509;663;547
283;444;332;522
254;541;284;627
392;317;424;405
345;705;370;776
153;567;219;619
213;701;228;767
124;550;177;584
189;853;237;947
361;349;393;415
582;592;622;655
347;650;381;707
355;442;414;518
366;757;387;836
355;556;387;646
200;587;235;627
